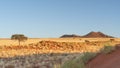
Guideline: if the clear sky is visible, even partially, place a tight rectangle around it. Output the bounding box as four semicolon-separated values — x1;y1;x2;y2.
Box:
0;0;120;38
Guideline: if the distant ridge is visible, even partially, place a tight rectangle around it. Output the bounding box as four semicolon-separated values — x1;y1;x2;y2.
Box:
60;34;81;38
60;31;114;38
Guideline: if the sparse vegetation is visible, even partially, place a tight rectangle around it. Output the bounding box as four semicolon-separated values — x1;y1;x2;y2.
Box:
62;57;85;68
62;52;97;68
0;38;119;68
62;44;116;68
100;45;115;54
81;52;97;64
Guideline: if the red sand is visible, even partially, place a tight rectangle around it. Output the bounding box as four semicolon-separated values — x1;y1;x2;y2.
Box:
86;45;120;68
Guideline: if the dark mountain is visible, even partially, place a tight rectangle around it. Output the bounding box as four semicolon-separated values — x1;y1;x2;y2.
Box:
60;34;81;38
83;31;114;38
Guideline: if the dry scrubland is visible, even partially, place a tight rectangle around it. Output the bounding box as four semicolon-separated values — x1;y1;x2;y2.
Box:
1;38;120;45
0;38;120;68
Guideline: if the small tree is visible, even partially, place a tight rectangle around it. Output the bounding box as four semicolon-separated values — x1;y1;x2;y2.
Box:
11;34;28;45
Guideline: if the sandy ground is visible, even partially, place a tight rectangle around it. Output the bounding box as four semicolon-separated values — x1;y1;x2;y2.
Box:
87;45;120;68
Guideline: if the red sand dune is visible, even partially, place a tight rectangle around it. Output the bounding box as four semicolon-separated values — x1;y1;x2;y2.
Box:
87;45;120;68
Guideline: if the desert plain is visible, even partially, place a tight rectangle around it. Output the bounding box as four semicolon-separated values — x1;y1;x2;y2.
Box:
0;37;120;68
0;38;120;45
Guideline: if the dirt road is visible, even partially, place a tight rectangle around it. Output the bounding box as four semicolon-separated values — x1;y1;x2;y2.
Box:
87;45;120;68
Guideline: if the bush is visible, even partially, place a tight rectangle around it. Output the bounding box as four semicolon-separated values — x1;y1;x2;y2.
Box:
85;40;90;43
110;39;115;42
62;52;96;68
61;58;85;68
81;52;97;64
100;45;115;54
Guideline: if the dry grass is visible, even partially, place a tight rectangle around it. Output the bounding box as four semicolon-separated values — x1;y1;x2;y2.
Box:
0;38;119;68
0;38;120;46
0;38;119;57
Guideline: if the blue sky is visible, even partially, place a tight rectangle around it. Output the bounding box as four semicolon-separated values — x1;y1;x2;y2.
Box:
0;0;120;38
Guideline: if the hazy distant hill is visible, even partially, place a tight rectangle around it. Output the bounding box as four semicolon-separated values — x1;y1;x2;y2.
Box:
60;34;81;38
60;31;114;38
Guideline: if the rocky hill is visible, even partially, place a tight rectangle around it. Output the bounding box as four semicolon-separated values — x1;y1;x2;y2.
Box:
60;31;114;38
83;31;114;38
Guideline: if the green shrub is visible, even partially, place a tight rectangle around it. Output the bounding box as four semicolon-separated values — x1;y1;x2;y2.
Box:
100;45;115;54
61;58;85;68
81;52;97;64
62;52;96;68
